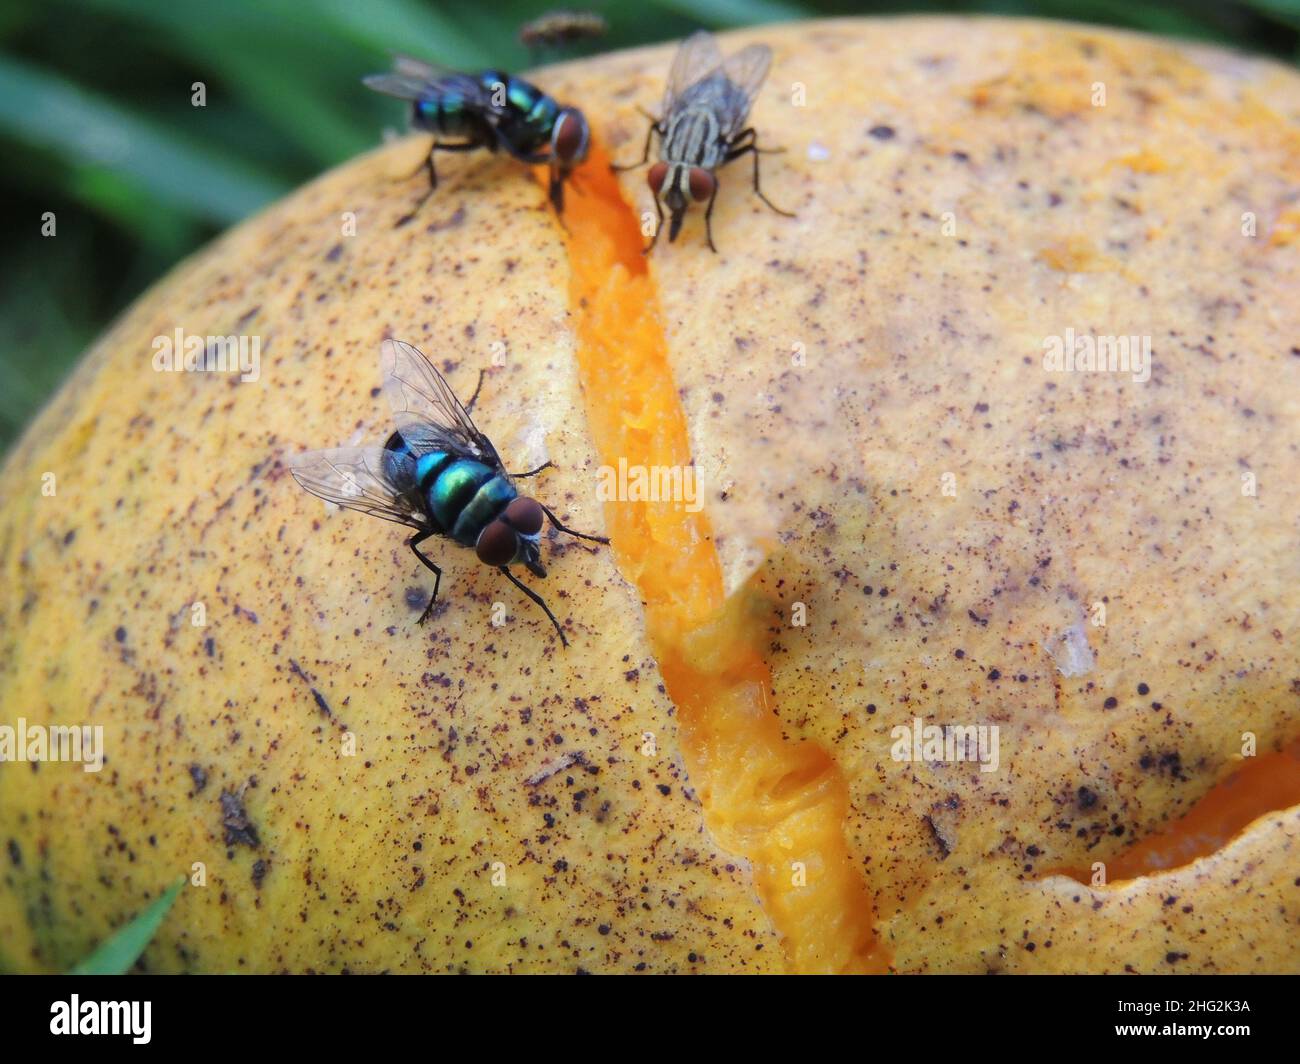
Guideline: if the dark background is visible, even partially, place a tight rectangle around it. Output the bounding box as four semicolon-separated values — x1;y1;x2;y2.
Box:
3;0;1298;453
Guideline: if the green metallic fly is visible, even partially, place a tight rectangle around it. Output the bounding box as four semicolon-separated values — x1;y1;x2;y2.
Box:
289;340;608;647
365;56;590;215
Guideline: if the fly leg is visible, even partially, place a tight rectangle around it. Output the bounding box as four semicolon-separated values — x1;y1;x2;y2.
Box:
489;130;571;217
464;369;488;413
511;461;554;479
417;140;485;183
548;168;570;220
612;116;660;171
540;504;609;545
396;140;481;227
408;530;443;624
500;567;568;647
396;152;438;226
702;180;720;253
726;129;795;218
405;149;438;188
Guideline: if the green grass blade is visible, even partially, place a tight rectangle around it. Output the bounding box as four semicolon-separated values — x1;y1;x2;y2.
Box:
0;56;287;224
307;0;494;66
69;877;185;975
645;0;811;27
72;0;380;163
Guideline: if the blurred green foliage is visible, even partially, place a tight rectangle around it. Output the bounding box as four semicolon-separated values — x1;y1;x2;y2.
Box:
68;876;185;974
2;0;1297;453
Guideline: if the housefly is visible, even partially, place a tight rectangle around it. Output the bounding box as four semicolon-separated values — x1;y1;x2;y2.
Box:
289;340;608;647
615;30;793;251
364;56;590;216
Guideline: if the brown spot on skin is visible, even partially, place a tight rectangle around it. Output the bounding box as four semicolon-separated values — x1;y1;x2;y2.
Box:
188;764;208;796
1139;751;1186;781
524;751;586;787
221;788;260;849
923;815;953;859
426;205;467;233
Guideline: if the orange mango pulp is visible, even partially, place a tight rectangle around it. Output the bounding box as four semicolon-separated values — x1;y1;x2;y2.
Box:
555;147;884;973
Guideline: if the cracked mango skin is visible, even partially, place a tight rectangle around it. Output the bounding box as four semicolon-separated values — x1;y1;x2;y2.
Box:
2;18;1300;974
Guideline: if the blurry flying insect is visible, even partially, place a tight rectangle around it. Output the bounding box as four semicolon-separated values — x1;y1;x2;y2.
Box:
364;56;590;216
289;340;608;647
615;30;794;251
518;9;608;52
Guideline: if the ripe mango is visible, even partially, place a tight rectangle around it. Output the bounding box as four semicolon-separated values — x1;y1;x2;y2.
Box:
2;17;1298;974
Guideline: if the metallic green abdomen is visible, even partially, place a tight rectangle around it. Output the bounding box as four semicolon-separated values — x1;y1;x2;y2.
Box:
427;459;515;546
414;95;478;139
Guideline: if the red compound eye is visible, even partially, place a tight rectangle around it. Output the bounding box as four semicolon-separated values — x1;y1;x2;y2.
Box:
504;496;545;536
688;167;715;203
647;161;669;195
475;520;518;566
552;109;589;165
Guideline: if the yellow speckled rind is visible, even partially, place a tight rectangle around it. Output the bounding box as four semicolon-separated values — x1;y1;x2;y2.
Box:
1;17;1298;974
0;144;779;973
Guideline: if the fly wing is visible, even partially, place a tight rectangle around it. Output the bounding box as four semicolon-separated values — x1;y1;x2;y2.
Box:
390;54;448;80
716;43;772;138
289;446;421;527
362;72;441;102
379;339;504;470
363;56;490;107
663;29;723;116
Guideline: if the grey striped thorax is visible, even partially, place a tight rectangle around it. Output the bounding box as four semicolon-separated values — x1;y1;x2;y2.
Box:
662;107;725;169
